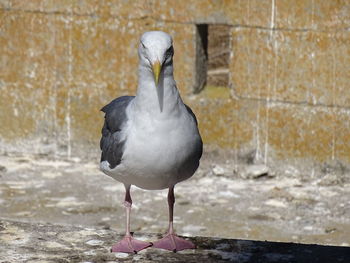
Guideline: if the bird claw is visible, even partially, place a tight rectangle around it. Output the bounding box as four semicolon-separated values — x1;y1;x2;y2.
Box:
152;233;196;252
111;235;152;253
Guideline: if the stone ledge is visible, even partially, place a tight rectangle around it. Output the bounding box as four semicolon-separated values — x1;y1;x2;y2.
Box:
0;219;349;263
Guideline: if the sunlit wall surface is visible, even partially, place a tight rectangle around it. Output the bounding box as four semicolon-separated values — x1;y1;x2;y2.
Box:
0;1;349;170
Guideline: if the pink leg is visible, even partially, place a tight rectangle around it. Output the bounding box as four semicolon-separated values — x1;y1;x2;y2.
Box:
111;184;152;253
153;186;196;252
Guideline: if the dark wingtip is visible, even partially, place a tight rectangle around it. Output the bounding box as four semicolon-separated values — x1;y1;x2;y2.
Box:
100;105;107;113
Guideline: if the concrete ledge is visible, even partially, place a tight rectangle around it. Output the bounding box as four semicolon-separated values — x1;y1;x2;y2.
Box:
1;219;349;263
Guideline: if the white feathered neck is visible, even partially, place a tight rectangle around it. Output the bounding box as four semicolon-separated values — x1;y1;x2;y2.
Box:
133;57;184;117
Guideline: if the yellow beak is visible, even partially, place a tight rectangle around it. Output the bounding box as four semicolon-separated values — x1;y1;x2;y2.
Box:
152;61;161;86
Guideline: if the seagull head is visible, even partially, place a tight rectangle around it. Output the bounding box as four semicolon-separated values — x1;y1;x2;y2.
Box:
138;31;174;86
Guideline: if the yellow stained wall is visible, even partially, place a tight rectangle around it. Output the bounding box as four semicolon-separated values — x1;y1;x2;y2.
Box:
0;1;349;167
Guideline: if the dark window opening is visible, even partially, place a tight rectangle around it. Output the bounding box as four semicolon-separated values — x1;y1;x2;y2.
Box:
194;24;230;93
207;25;230;88
194;24;208;93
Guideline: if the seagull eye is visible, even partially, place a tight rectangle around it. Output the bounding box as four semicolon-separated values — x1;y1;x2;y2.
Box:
165;46;173;58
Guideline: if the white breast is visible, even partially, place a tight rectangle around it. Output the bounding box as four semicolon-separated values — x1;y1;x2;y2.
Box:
103;104;200;190
127;108;198;188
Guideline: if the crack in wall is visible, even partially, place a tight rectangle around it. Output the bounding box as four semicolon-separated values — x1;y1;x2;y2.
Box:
1;7;350;33
231;93;350;111
65;5;73;159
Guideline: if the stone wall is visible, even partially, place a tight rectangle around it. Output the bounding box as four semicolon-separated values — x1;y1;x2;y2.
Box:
0;1;349;171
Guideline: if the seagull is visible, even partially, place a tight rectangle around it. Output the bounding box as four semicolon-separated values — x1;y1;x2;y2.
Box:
100;31;203;253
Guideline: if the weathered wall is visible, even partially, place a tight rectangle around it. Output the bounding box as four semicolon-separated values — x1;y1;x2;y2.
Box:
0;1;349;170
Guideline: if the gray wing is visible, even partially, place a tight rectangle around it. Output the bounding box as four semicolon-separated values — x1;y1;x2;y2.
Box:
184;103;203;160
100;96;135;169
185;104;199;126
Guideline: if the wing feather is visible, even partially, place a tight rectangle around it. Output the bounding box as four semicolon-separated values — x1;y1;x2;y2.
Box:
100;96;135;169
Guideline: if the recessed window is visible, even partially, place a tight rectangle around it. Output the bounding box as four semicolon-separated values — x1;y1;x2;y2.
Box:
207;25;230;88
194;24;230;93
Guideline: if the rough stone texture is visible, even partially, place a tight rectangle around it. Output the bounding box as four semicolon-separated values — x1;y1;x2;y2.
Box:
1;219;349;263
1;154;350;246
231;28;350;107
0;5;195;157
0;1;350;173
